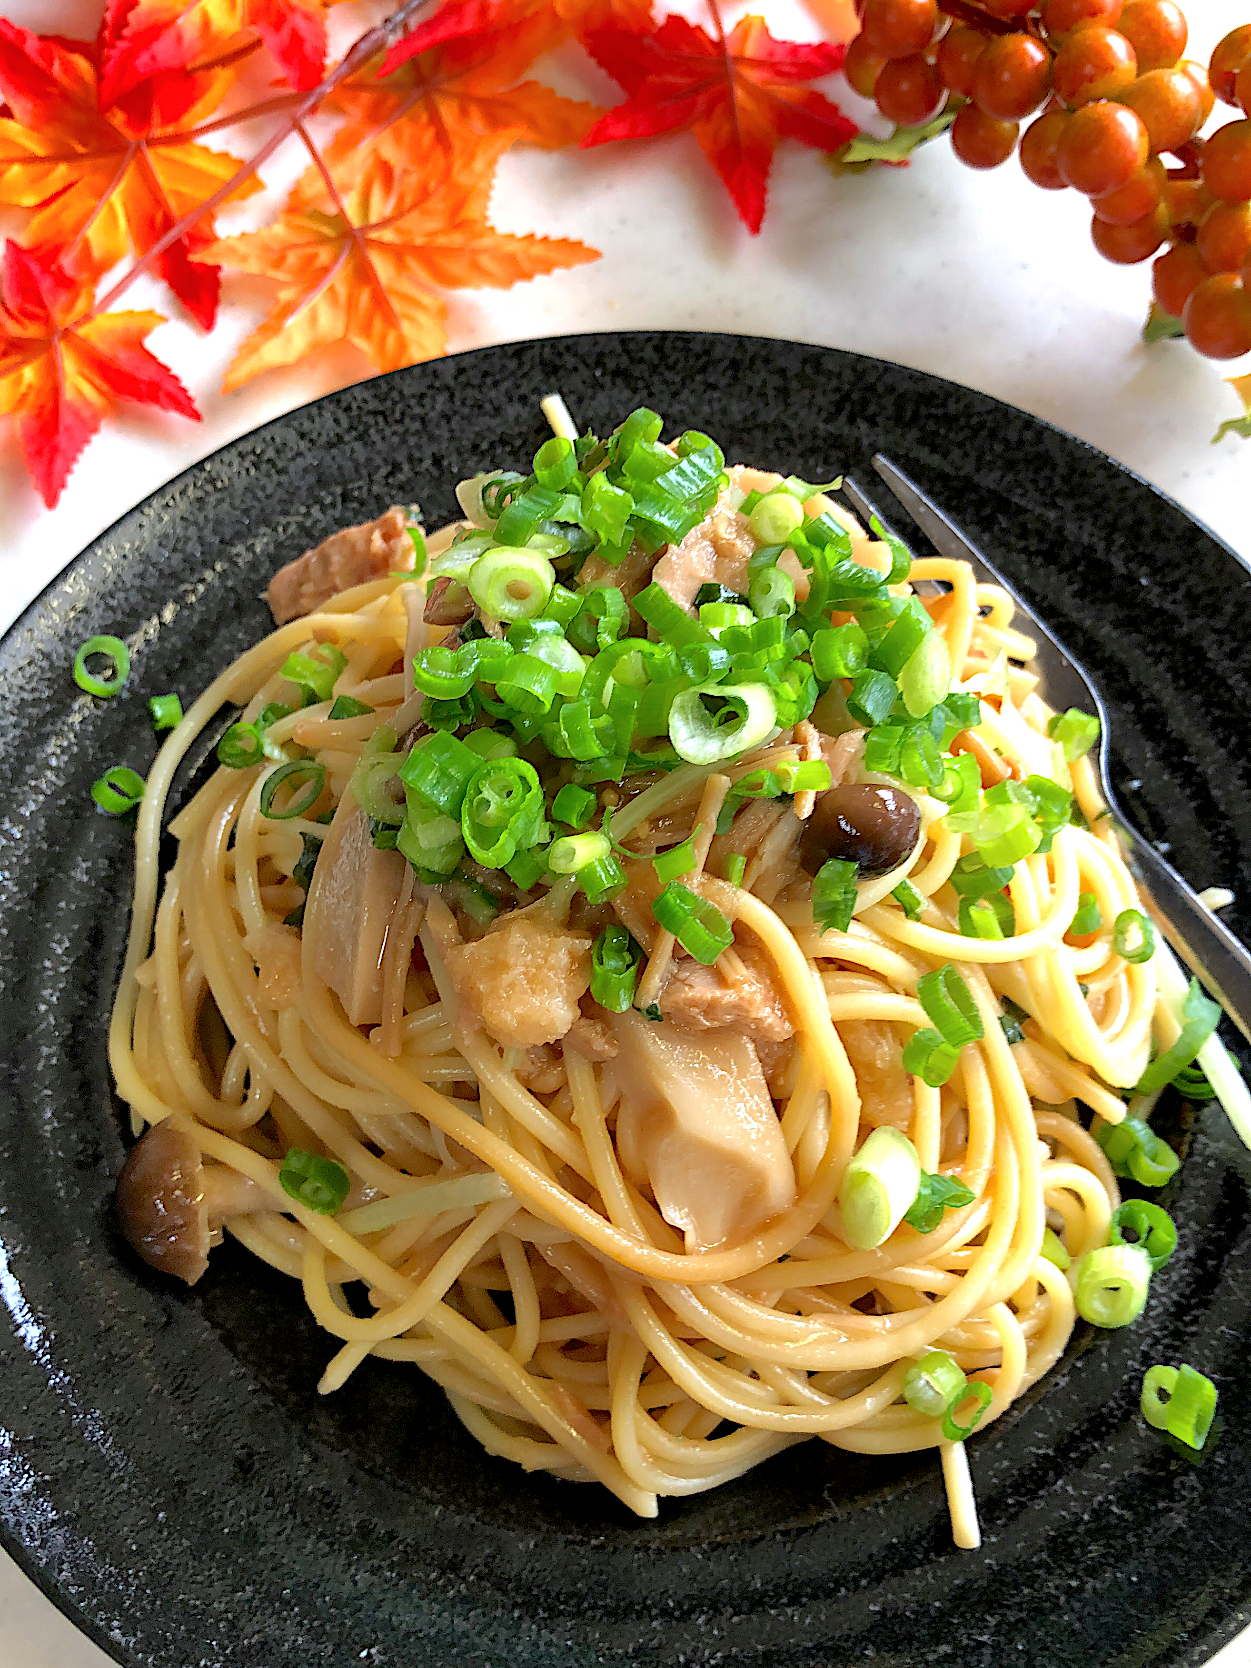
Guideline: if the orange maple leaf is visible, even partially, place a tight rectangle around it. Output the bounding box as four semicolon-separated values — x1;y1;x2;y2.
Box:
379;0;654;81
0;21;259;329
199;165;599;391
100;0;349;103
0;240;198;507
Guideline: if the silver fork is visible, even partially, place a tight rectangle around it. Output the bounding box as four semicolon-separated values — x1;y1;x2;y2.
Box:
841;454;1251;1046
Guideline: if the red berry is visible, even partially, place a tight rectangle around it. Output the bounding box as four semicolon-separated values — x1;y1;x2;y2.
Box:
950;104;1021;168
1196;200;1251;273
1056;101;1149;195
1091;202;1169;261
937;25;986;97
974;33;1054;121
1183;272;1251;357
1093;159;1165;223
1042;0;1122;41
1053;26;1137;106
845;32;887;97
1152;241;1209;315
1117;0;1186;72
1179;60;1216;127
1202;120;1251;203
1210;25;1251;105
876;55;946;125
1020;108;1071;188
860;0;938;60
1163;177;1214;229
1119;66;1203;153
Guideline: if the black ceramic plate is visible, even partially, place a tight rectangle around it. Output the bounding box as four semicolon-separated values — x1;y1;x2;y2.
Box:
2;333;1251;1668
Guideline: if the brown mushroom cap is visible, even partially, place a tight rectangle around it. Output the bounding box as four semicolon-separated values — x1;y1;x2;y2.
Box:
115;1122;210;1285
799;783;922;878
116;1124;266;1286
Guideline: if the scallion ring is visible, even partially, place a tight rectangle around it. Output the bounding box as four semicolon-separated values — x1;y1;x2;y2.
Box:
260;760;327;821
468;546;555;622
74;634;130;698
91;764;145;815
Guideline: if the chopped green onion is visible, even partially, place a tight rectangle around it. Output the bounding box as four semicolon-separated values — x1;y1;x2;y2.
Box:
578;852;626;903
700;599;754;633
548;830;611;874
748;490;804;545
948;853;1013;899
505;846;547;890
410;644;478;700
932;751;980;812
552;782;597;829
260;760;326;820
949;801;1041;869
653;836;697;884
868;597;931;678
406;524;427;571
281;644;347;705
634;581;710;648
1095;1115;1179;1188
904;1170;976;1234
772;759;832;794
1109;1200;1177;1270
464;728;516;762
668;681;776;765
217;722;264;769
590;925;640;1013
868;513;912;584
328;695;373;720
1041;1227;1070;1270
90;764;145;815
941;1379;993;1441
468;547;555;622
812;857;858;934
1134;976;1221;1096
350;750;405;825
846;668;897;727
1048;707;1101;761
533;434;579;491
580;472;634;553
1068;892;1102;936
723;853;746;886
897;630;951;719
893;879;925;919
398;800;463;876
810;622;868;681
958;892;1015;940
1074;1243;1151;1327
543;583;582;629
838;1126;922;1250
148;693;182;731
998;998;1029;1045
1113;908;1155;965
400;731;480;816
279;1148;350;1214
1171;1061;1217;1101
460;757;544;867
917;965;984;1048
74;634;130;698
902;1350;967;1418
897;723;944;791
902;1027;961;1087
652;881;733;964
1140;1364;1217;1451
748;564;795;620
495;652;560;715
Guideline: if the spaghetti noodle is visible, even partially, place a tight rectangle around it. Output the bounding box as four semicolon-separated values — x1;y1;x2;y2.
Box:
108;403;1249;1546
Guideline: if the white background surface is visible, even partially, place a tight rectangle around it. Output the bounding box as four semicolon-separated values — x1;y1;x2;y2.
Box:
1;0;1248;1664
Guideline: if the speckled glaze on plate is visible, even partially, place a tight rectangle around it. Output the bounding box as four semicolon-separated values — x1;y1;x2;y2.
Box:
2;333;1250;1668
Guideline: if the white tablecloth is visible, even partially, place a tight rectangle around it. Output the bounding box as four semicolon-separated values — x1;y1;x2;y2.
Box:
1;1;1248;1663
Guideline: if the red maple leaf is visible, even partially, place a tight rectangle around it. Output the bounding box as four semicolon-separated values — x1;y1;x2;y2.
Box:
582;11;856;233
0;241;198;507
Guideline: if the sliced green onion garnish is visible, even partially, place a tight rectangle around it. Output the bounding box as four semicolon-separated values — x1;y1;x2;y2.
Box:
1095;1115;1179;1188
941;1379;993;1442
948;853;1013;899
1075;1243;1151;1327
813;856;858;934
868;597;931;678
810;622;868;681
148;693;182;731
74;634;130;698
552;782;596;829
1041;1227;1070;1269
668;681;776;765
1048;707;1100;761
904;1170;975;1234
916;965;984;1049
579;852;627;903
350;751;405;825
998;997;1029;1044
468;546;555;622
723;853;746;886
893;879;925;919
548;830;610;874
281;644;347;705
653;836;697;884
846;668;897;727
1113;908;1155;965
948;801;1041;869
902;1350;966;1418
772;759;831;794
590;925;640;1013
897;629;951;719
932;751;980;812
460;757;544;867
902;1026;961;1088
279;1148;350;1214
260;760;326;820
748;564;795;620
747;490;804;545
495;652;560;715
1068;892;1102;936
1140;1364;1217;1451
958;892;1015;940
398;800;463;876
652;881;733;964
91;764;145;814
217;722;264;769
328;694;373;720
399;731;480;817
838;1125;922;1251
1109;1200;1177;1270
1134;977;1221;1096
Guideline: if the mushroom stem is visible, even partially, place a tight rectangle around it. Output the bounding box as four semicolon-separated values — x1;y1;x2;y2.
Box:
201;1165;266;1227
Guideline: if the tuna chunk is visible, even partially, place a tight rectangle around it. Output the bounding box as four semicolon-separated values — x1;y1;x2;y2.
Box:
837;1018;913;1129
661;943;794;1042
652;482;757;610
445;909;592;1050
267;507;413;624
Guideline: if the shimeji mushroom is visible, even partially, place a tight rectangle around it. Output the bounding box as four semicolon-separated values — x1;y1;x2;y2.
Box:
115;1121;265;1285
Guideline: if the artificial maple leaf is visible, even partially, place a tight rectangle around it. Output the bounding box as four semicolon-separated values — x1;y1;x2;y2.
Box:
199;166;599;391
1212;372;1251;443
0;20;259;329
582;12;856;233
298;9;601;208
100;0;347;106
828;108;955;172
1142;302;1184;344
0;240;198;507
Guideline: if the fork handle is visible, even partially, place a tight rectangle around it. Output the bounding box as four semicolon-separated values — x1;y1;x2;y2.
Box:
1119;828;1251;1046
